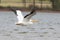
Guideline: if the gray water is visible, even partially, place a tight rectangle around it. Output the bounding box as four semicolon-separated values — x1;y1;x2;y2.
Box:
0;11;60;40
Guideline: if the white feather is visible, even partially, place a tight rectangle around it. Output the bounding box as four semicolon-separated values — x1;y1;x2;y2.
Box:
16;10;24;23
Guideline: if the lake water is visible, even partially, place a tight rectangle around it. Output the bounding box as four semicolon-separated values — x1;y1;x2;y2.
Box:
0;11;60;40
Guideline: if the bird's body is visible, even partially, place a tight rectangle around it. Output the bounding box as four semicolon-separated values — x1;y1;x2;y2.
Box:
16;10;34;25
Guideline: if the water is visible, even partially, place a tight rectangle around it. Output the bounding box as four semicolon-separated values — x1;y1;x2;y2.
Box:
0;11;60;40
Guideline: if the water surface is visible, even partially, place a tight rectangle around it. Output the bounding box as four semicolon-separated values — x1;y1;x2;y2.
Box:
0;11;60;40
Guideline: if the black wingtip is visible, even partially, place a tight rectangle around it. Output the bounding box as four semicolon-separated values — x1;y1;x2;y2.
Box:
30;9;36;14
24;9;36;18
8;7;18;16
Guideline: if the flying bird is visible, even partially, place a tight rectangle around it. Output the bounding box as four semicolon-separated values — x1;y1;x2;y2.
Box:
9;7;38;25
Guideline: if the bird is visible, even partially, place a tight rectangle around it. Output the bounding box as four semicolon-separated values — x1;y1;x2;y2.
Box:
9;7;38;25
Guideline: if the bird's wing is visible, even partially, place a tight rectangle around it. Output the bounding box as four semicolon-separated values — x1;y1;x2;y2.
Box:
9;7;17;16
9;7;24;22
16;10;24;22
24;10;36;21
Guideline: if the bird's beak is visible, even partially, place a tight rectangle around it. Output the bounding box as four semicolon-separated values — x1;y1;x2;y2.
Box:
31;20;39;22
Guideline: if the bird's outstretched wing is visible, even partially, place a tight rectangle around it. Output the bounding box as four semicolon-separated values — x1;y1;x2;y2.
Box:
9;7;17;16
24;9;36;21
15;10;24;22
9;7;24;22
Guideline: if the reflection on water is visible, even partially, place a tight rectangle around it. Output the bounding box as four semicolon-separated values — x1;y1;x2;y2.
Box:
0;11;60;40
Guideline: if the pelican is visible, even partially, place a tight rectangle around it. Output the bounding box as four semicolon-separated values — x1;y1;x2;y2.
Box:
9;7;38;25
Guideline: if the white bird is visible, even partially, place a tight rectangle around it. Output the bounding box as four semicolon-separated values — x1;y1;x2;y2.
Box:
9;7;38;25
